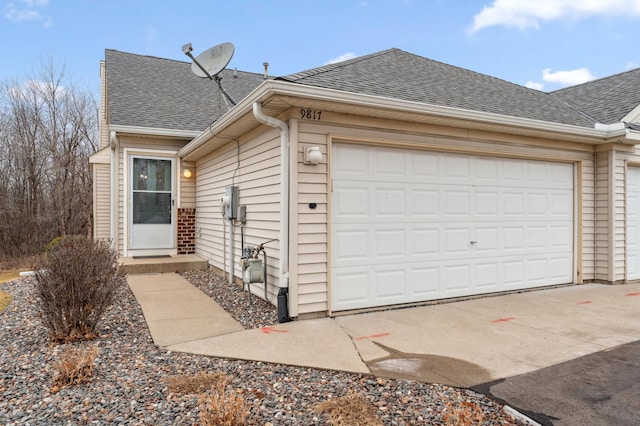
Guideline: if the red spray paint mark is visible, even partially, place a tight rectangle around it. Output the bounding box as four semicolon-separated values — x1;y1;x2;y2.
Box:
577;300;592;305
260;326;288;334
356;332;390;340
626;292;640;297
491;317;515;323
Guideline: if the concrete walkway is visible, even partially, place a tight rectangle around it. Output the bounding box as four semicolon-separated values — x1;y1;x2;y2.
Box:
127;273;640;388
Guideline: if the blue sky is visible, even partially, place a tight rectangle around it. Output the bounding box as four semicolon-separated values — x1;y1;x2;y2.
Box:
1;0;640;97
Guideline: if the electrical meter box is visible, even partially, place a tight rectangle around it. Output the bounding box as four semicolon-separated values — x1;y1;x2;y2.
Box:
223;186;238;219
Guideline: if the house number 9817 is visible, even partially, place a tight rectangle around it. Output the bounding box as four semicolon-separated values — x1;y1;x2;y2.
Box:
300;109;322;120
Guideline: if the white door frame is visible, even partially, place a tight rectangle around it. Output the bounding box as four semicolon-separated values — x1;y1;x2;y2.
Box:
123;148;178;257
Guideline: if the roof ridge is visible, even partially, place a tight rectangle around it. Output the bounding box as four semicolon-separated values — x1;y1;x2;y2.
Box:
279;48;400;81
552;65;640;93
105;48;265;78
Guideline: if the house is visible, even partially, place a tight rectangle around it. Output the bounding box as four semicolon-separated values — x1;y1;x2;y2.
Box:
90;47;640;320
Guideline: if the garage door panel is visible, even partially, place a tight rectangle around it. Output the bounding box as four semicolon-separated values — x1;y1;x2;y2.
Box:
376;187;406;216
412;228;440;256
374;149;405;177
333;184;369;218
412;267;440;296
446;190;472;216
331;144;574;311
333;271;370;308
411;189;440;216
375;229;406;258
376;269;406;301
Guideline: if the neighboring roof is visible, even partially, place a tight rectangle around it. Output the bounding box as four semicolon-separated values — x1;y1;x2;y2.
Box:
105;49;265;132
552;67;640;125
278;48;595;128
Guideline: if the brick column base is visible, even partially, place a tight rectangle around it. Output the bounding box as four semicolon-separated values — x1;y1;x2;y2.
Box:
177;208;196;255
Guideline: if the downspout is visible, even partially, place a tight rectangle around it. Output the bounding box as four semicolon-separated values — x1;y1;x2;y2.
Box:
109;131;117;251
252;102;290;322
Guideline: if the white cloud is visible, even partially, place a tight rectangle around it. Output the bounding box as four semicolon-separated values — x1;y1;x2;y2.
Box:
469;0;640;33
625;61;639;70
4;0;52;27
542;67;595;85
526;81;545;90
325;53;356;65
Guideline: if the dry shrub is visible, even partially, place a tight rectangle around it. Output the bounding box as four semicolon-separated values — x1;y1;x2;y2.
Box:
198;374;248;426
51;344;98;393
34;237;125;342
442;400;486;425
314;393;383;426
165;371;228;395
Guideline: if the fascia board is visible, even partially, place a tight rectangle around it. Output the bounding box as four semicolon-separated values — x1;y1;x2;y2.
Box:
89;146;111;164
622;103;640;124
179;80;623;161
109;124;201;139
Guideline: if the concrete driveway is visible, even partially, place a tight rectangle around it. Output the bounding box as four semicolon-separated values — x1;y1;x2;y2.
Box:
129;274;640;425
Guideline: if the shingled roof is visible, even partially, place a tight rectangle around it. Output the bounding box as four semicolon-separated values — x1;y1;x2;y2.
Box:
105;49;265;131
107;48;638;132
278;48;595;128
552;67;640;125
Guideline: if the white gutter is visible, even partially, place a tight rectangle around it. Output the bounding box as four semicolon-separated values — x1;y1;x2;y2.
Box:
252;102;290;295
110;124;201;139
179;81;627;162
109;131;117;249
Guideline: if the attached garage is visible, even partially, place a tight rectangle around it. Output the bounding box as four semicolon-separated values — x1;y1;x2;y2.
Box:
331;143;575;311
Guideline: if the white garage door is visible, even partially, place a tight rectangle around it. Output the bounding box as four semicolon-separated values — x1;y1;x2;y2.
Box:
627;166;640;280
331;144;574;311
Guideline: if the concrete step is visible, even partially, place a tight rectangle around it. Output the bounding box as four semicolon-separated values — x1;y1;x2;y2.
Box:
119;254;209;274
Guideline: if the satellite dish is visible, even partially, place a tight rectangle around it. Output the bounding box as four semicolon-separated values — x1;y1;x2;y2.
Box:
190;42;234;78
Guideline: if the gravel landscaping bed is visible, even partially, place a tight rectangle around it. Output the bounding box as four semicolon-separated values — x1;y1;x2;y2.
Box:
0;270;527;425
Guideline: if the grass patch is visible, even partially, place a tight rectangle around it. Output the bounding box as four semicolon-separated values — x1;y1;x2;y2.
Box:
0;289;11;313
0;270;22;284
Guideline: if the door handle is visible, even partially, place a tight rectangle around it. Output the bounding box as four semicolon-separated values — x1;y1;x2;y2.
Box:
470;241;477;245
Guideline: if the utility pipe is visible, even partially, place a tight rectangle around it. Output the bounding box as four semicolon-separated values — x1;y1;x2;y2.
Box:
252;102;290;321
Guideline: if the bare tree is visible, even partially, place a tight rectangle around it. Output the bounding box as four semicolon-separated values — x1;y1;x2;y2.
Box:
0;59;97;259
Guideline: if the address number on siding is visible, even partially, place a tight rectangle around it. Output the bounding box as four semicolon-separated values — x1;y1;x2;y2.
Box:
300;109;322;120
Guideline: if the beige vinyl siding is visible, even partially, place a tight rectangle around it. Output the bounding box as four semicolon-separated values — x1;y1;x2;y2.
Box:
295;129;329;314
614;154;626;280
581;157;596;281
195;130;282;300
595;151;610;280
93;163;111;240
180;161;196;208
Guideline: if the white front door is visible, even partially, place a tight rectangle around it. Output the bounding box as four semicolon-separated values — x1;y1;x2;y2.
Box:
331;144;575;311
129;156;175;250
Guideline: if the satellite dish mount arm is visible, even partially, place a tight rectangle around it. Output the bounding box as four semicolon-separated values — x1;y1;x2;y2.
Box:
183;44;237;106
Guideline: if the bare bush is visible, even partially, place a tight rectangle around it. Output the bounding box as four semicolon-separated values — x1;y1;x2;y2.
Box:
34;237;125;342
50;344;98;393
313;393;383;426
198;374;248;426
442;400;486;425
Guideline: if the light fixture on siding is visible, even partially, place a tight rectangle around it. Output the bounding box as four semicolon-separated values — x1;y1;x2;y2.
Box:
303;146;322;165
183;168;193;179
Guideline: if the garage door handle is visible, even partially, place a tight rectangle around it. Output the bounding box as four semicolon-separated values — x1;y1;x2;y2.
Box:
470;241;477;245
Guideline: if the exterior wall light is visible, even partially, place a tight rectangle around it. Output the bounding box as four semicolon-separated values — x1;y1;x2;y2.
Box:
183;168;193;179
304;146;322;165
